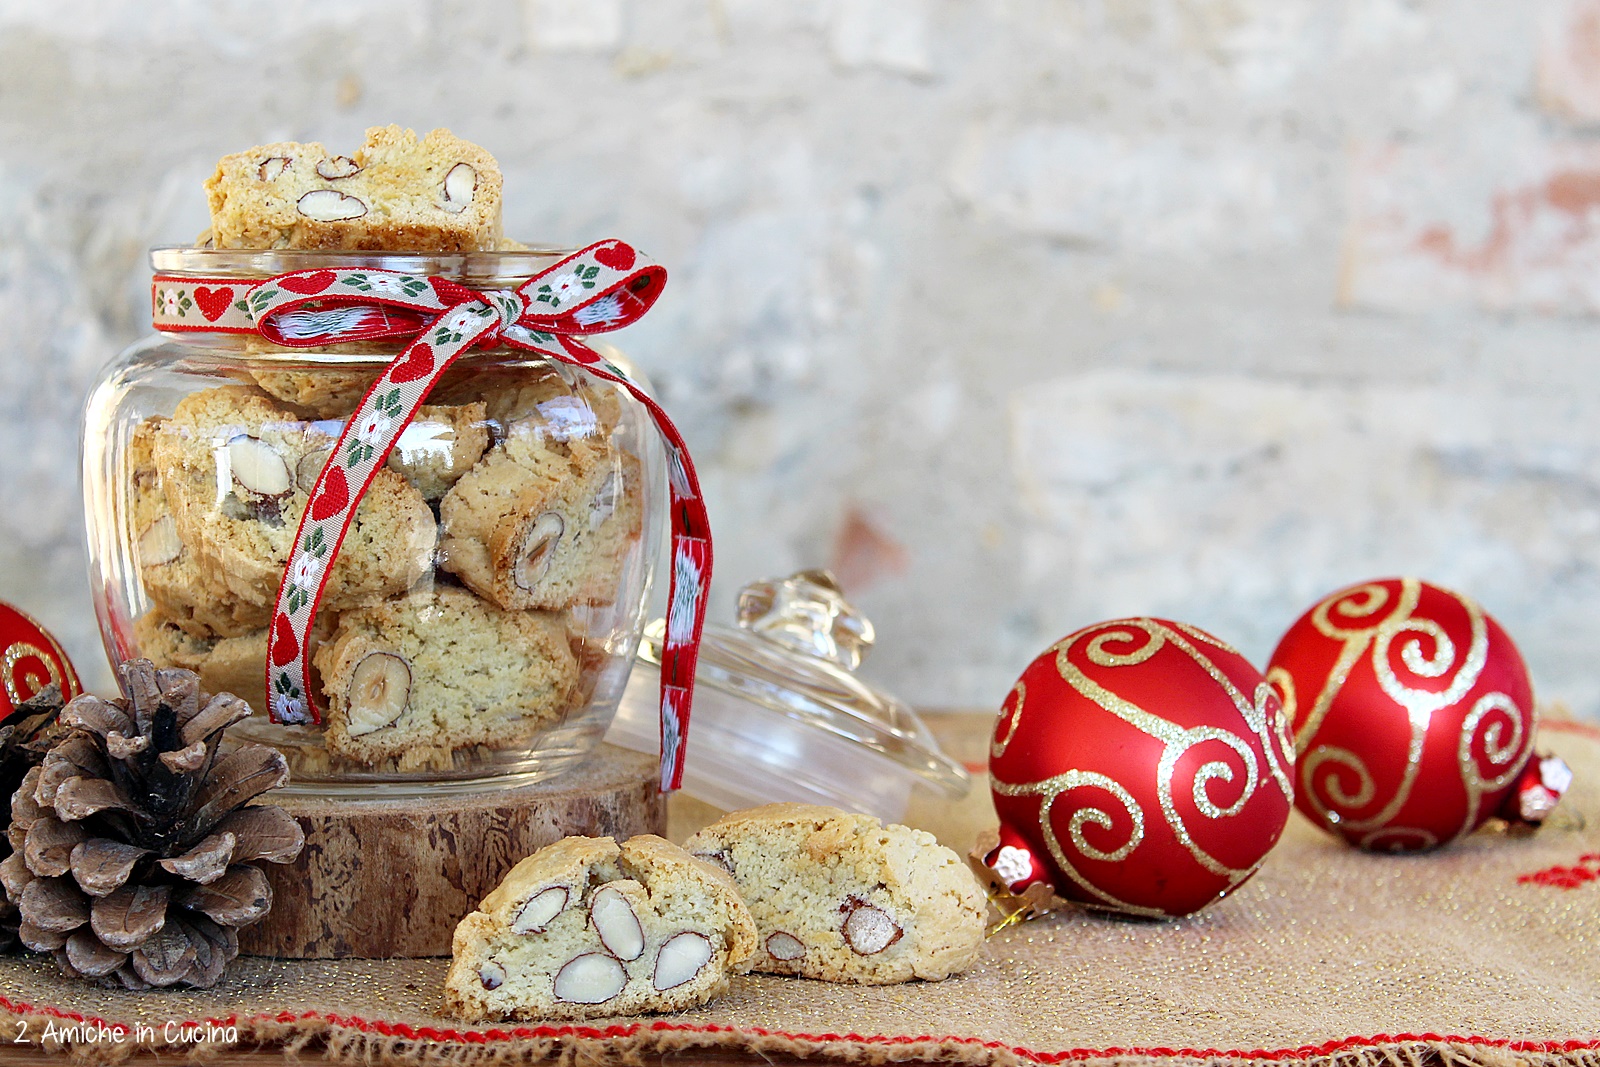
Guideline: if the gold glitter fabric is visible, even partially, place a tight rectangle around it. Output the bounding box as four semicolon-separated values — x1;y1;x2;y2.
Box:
1;723;1597;1066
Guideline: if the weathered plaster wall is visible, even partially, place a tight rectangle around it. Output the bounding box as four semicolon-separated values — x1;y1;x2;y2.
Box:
1;0;1597;718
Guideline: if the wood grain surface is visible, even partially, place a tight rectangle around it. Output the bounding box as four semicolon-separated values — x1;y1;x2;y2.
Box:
239;744;666;959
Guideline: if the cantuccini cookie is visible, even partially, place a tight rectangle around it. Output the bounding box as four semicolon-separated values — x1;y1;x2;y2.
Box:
440;431;643;612
205;125;502;251
444;835;756;1021
683;803;987;985
131;415;272;637
151;386;436;611
312;586;578;769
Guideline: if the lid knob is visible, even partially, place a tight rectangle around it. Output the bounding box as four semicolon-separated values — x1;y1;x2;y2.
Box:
735;570;875;671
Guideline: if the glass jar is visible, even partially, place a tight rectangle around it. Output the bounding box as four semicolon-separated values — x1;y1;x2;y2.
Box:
83;248;663;789
607;571;971;823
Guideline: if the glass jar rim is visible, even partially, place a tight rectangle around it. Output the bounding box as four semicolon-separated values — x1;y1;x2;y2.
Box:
149;245;578;286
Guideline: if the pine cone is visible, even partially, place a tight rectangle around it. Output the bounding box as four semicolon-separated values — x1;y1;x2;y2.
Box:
1;660;303;988
0;684;70;951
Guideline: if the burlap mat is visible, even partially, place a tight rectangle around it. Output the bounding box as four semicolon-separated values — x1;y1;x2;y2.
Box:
1;723;1597;1066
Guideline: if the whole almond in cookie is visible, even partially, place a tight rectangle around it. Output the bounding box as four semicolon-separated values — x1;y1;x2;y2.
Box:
444;835;756;1021
684;803;987;985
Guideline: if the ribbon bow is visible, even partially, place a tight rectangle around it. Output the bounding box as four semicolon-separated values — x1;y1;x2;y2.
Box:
151;241;708;791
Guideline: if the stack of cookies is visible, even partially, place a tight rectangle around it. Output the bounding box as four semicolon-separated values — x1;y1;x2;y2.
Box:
444;804;990;1021
131;127;644;771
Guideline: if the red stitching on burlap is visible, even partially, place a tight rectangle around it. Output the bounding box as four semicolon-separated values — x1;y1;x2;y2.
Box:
1518;853;1600;890
2;993;1597;1062
1541;720;1600;741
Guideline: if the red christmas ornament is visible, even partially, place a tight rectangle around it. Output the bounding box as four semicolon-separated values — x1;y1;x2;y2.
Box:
0;601;81;715
987;618;1295;919
1267;578;1535;853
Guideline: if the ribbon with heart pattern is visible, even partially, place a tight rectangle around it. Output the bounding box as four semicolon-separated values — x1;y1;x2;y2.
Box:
152;240;707;791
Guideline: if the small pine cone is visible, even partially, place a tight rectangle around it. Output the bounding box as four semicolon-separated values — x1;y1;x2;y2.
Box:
0;684;70;952
5;660;303;988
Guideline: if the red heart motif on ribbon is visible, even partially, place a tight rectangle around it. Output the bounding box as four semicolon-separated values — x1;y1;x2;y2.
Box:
390;342;435;383
310;465;350;521
194;286;234;322
279;271;337;295
593;242;637;271
270;614;299;666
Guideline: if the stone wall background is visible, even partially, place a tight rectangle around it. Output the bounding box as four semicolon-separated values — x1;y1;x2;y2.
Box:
2;0;1598;719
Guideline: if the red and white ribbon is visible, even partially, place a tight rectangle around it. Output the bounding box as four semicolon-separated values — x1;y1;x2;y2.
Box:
152;241;707;791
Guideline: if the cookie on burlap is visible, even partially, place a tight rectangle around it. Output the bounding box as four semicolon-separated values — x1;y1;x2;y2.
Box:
312;586;578;769
205;125;502;251
444;835;756;1021
440;432;643;612
152;386;436;610
683;803;987;985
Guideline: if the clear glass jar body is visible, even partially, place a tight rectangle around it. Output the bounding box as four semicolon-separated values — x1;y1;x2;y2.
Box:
83;250;662;792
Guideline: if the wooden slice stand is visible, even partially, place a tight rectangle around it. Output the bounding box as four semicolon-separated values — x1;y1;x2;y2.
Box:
239;744;665;959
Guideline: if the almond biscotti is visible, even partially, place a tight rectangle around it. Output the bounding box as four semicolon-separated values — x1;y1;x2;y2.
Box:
205;125;502;251
312;587;579;769
151;386;437;611
440;431;644;612
683;803;987;984
444;835;756;1021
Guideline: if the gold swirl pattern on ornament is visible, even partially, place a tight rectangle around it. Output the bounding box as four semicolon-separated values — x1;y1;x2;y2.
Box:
1157;727;1260;880
1301;744;1377;821
3;641;61;707
1083;625;1167;669
1454;691;1531;842
1055;620;1288;884
1170;619;1244;658
1295;582;1405;752
1342;579;1487;834
991;768;1162;918
992;680;1026;760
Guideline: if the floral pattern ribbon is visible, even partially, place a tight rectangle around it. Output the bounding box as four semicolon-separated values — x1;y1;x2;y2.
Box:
151;241;707;791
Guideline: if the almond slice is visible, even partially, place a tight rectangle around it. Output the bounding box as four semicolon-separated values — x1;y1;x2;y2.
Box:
511;886;568;934
589;472;619;530
652;931;713;991
553;952;626;1004
441;163;477;214
691;849;735;876
479;959;506;990
297;189;368;222
765;931;806;961
344;653;411;736
514;512;564;592
589;886;644;961
227;436;292;497
316;156;361;180
137;516;182;568
257;157;290;182
297;447;334;495
841;899;902;956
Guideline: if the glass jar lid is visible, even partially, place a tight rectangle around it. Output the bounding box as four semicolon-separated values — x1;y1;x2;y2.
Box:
636;570;970;798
